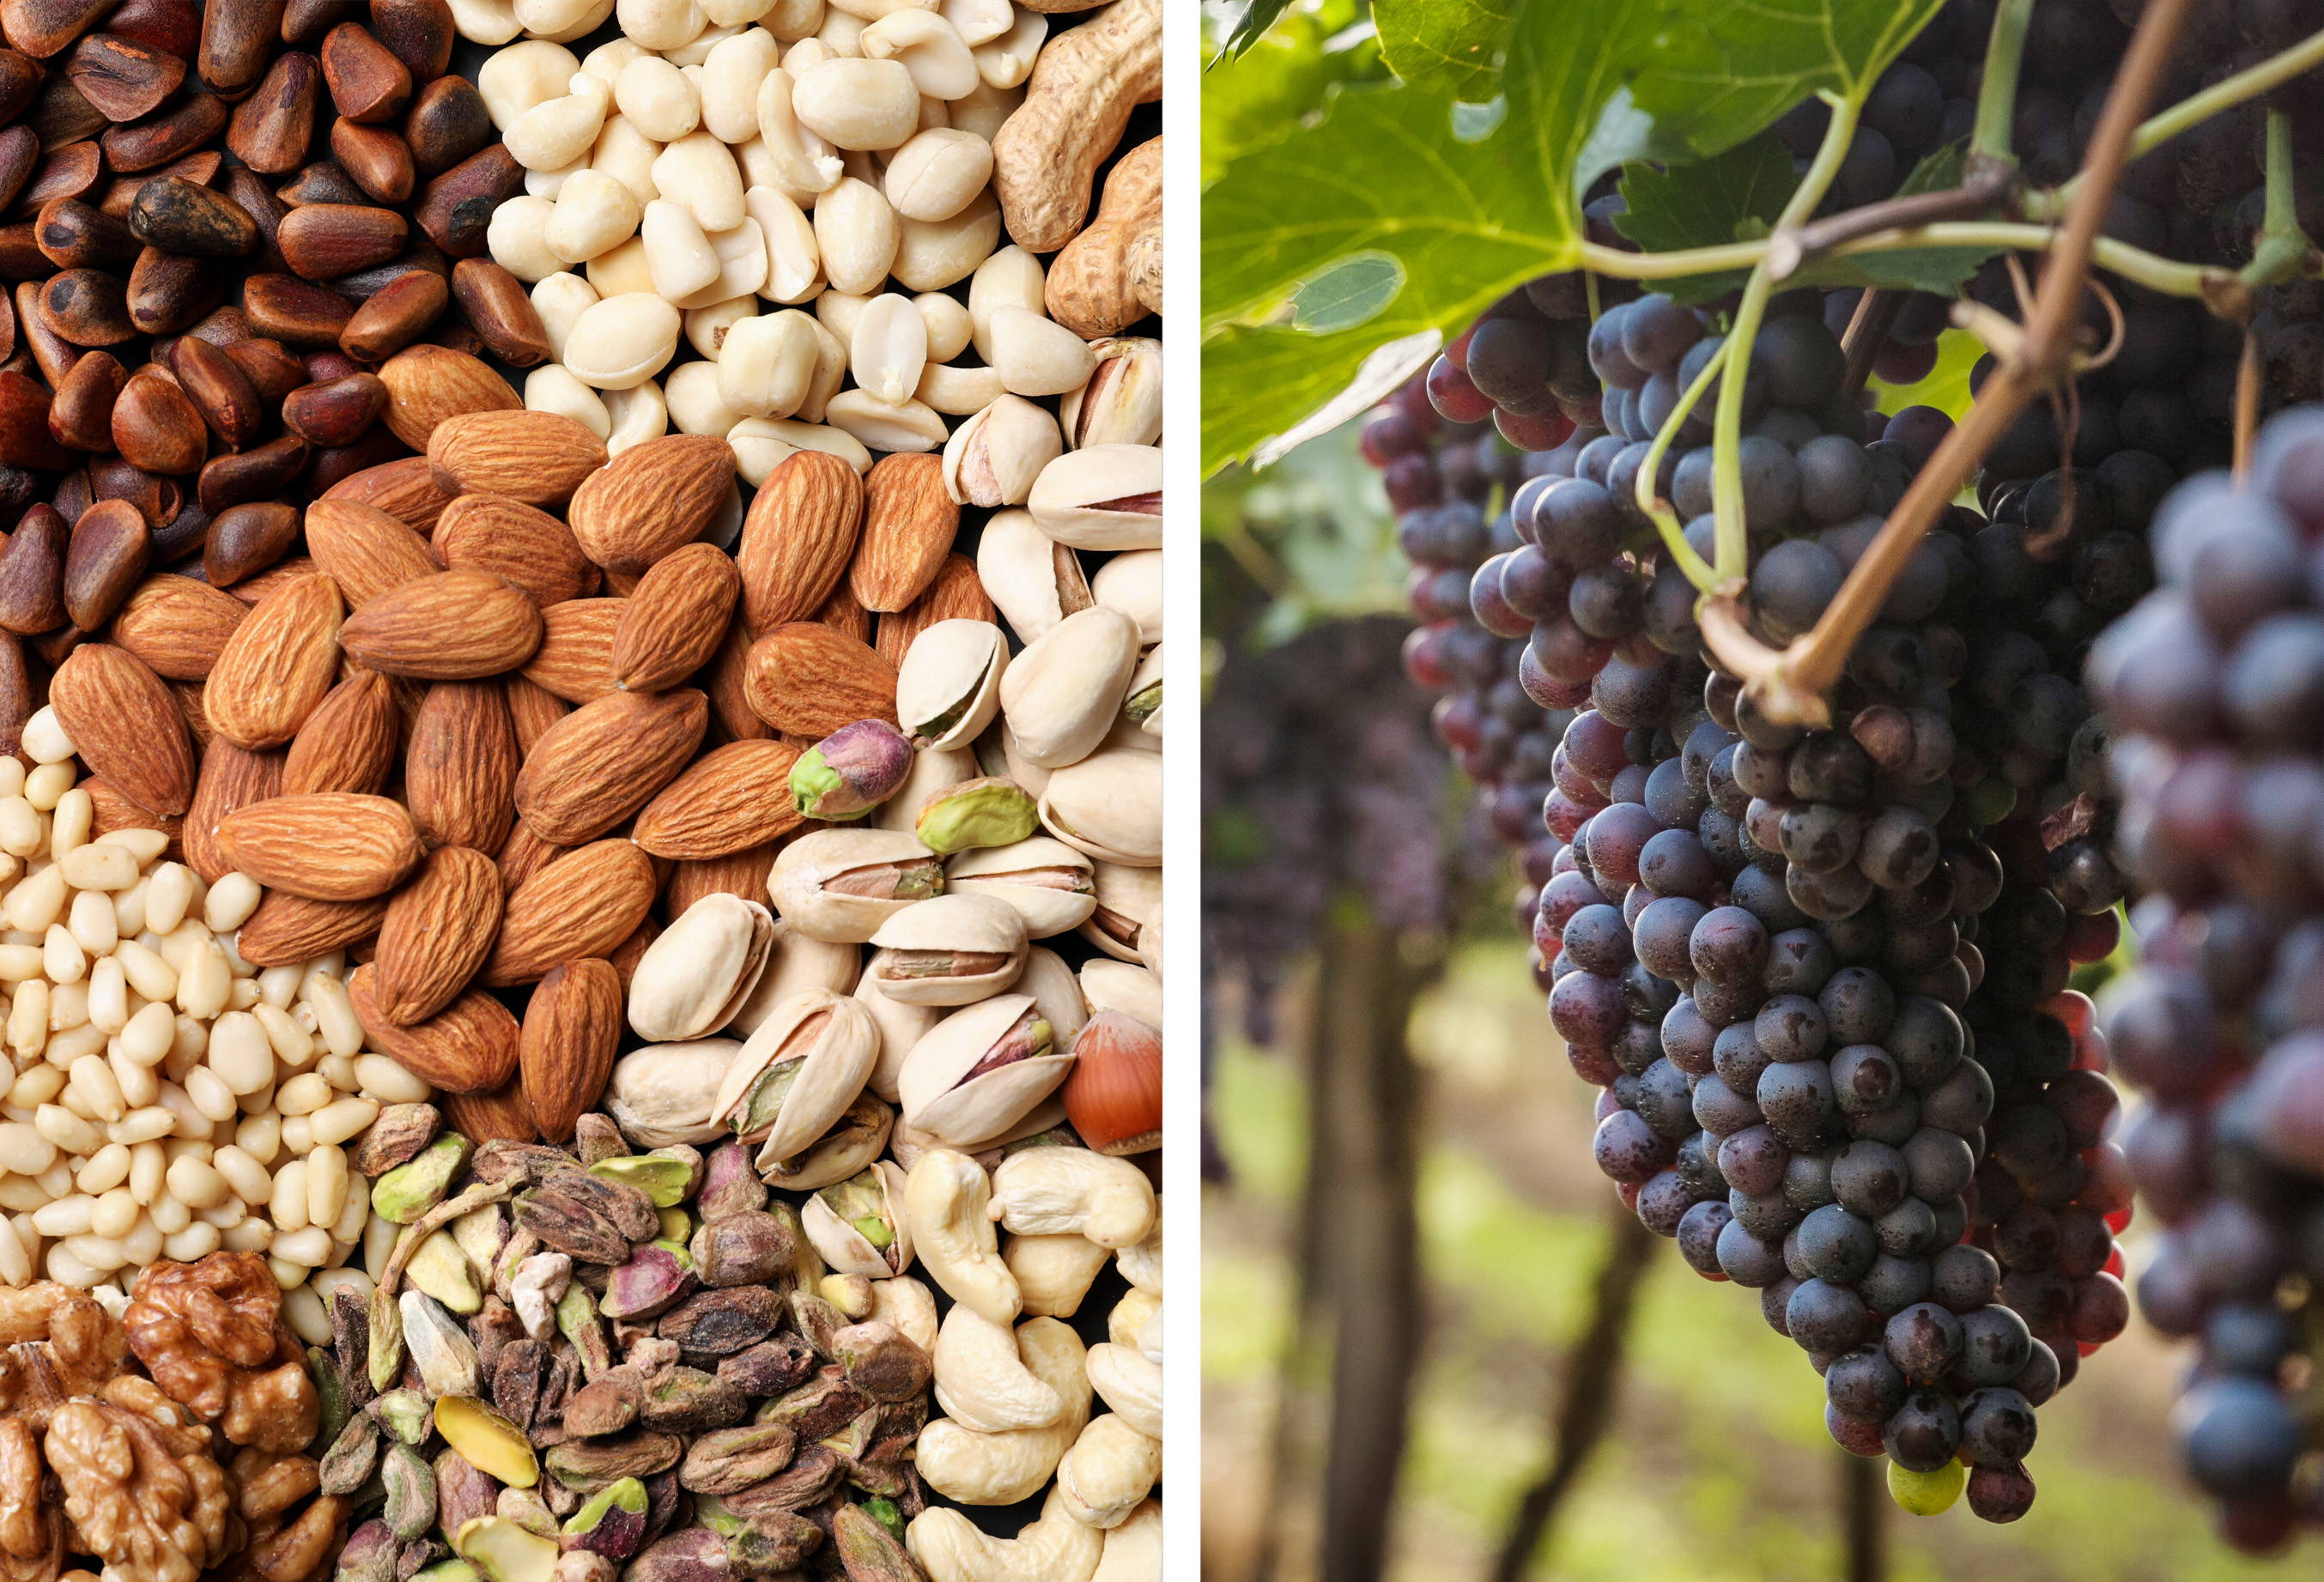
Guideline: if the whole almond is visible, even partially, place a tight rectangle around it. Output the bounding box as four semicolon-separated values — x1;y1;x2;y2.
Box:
203;571;343;749
109;573;246;679
323;453;455;533
518;597;622;704
815;581;871;645
372;843;502;1024
348;962;519;1094
82;774;184;852
664;843;781;918
375;342;519;450
405;678;517;852
49;641;193;815
440;1075;538;1143
702;617;769;743
849;452;956;613
215;791;425;900
505;673;569;753
301;495;439;606
426;408;604;507
564;432;735;575
432;493;595;607
609;542;740;694
875;553;998;669
182;738;284;882
282;668;400;795
338;567;543;678
741;622;897;737
236;890;389;967
736;450;862;635
513;688;707;846
519;956;621;1142
482;837;656;986
631;739;805;862
495;821;567;894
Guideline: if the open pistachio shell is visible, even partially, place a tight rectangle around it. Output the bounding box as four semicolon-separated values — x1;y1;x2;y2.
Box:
604;1040;743;1147
1017;944;1089;1053
997;605;1140;770
998;719;1053;801
874;744;982;836
975;506;1092;647
1040;747;1160;867
1080;960;1161;1032
710;988;880;1162
895;618;1009;751
1079;863;1159;964
801;1160;913;1276
944;836;1096;938
628;895;777;1042
896;991;1075;1148
758;1090;895;1192
865;893;1029;1006
1123;641;1162;740
854;965;944;1103
767;827;946;943
1090;549;1161;646
727;920;864;1034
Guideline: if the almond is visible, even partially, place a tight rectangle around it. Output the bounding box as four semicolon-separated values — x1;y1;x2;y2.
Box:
405;679;518;852
215;791;426;900
427;409;605;508
512;688;707;846
505;674;570;753
302;496;440;606
339;567;543;678
372;844;502;1024
49;642;195;817
203;572;344;749
702;617;769;743
230;556;323;606
816;580;871;645
741;622;897;737
433;493;597;607
519;957;621;1142
565;433;735;575
348;962;519;1094
609;542;740;694
736;450;863;635
607;916;660;993
874;552;998;669
440;1075;539;1143
519;597;622;704
109;573;248;680
182;740;285;882
664;843;782;918
82;777;184;856
282;669;401;795
376;342;519;451
849;452;956;614
236;891;389;967
482;836;657;986
631;739;805;861
496;821;569;894
323;454;457;535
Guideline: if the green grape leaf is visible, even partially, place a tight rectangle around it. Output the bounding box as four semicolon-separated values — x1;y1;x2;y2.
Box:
1614;131;1796;255
1200;0;1956;475
1898;137;1966;195
1217;0;1298;60
1374;0;1520;99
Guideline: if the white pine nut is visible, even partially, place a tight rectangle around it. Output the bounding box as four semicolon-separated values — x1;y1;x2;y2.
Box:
58;842;132;892
119;1215;160;1265
280;1113;313;1155
203;874;261;932
76;1143;127;1194
0;801;38;859
257;964;301;1010
33;1195;94;1236
255;1003;313;1070
273;1225;333;1268
46;789;90;858
46;980;87;1032
18;710;70;766
109;1050;158;1110
354;1055;429;1104
0;1221;27;1284
33;1105;99;1156
228;979;264;1014
109;1104;174;1146
163;1222;220;1262
128;1140;162;1203
331;1188;368;1243
8;1064;59;1107
59;1234;124;1274
6;866;65;933
86;957;127;1034
111;882;144;939
317;1054;359;1093
283;1286;331;1346
0;943;41;981
221;1219;270;1254
67;890;116;956
68;1055;122;1122
90;1187;136;1240
271;1161;309;1233
143;864;191;933
177;943;231;1020
306;979;363;1059
146;1194;189;1234
307;1145;348;1229
236;1113;281;1166
118;1001;174;1067
45;1243;102;1287
276;1073;331;1117
0;1121;54;1175
117;941;177;1004
0;1178;45;1213
214;1146;272;1206
166;1155;227;1209
24;764;72;811
41;924;84;985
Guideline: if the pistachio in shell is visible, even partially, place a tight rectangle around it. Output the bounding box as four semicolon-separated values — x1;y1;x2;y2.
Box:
788;718;914;820
913;774;1040;857
996;605;1140;769
755;1089;895;1193
853;966;942;1104
1019;943;1091;1052
944;835;1096;938
800;1161;913;1277
765;827;945;944
1080;959;1162;1032
602;1040;743;1149
975;506;1092;647
1039;745;1160;867
895;991;1074;1149
894;617;1007;751
627;894;777;1042
864;892;1029;1007
707;988;879;1163
724;919;862;1035
1125;639;1163;736
1080;861;1160;965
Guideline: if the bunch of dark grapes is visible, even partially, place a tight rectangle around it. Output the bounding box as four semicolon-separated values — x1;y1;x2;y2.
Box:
2090;409;2324;1553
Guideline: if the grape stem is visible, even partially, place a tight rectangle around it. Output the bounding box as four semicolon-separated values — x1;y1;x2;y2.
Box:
1766;163;2018;280
2241;107;2315;291
1969;0;2033;167
1837;288;1904;403
1711;90;1866;587
1634;339;1726;594
1575;223;2225;300
1695;0;2201;725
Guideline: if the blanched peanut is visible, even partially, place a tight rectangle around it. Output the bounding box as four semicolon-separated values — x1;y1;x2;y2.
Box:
614;53;700;140
527;364;615;437
594;114;665;207
792;57;918;149
718;310;820;417
547;168;644;263
604;381;671;451
488;195;563;282
861;9;977;99
850;292;926;404
813;177;897;295
565;293;683;389
643;198;720;300
479;39;580;125
652;131;748;232
884;128;992;221
669;360;745;434
586;235;655;297
825;389;946;452
505;77;612;172
700;28;780;142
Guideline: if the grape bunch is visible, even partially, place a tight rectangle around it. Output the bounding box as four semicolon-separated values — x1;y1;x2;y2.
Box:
2091;408;2324;1552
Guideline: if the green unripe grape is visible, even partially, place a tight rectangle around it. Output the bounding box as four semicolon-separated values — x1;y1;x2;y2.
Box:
1887;1458;1966;1515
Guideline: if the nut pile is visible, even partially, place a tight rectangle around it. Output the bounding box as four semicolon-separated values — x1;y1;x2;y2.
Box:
470;0;1162;497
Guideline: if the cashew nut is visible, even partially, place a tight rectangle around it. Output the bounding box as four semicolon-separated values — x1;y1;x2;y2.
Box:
916;1316;1089;1504
1107;1287;1158;1351
904;1147;1022;1327
908;1485;1102;1582
867;1272;940;1352
988;1147;1154;1249
1053;1413;1158;1528
1090;1498;1158;1582
1115;1199;1159;1294
1083;1342;1158;1440
1004;1229;1112;1317
932;1302;1065;1431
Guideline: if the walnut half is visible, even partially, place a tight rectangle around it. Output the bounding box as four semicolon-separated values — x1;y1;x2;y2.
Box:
122;1254;319;1456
